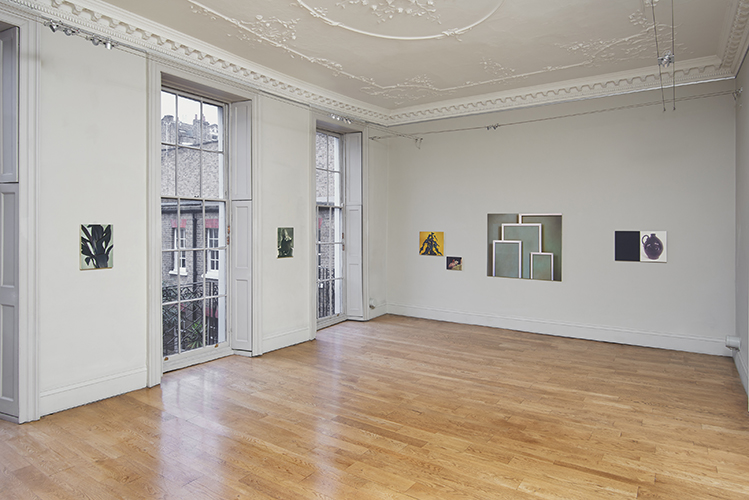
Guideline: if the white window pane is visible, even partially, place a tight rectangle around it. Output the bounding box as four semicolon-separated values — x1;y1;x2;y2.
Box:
332;172;342;207
205;201;226;247
176;147;201;198
316;132;326;169
161;198;178;250
202;103;223;151
161;91;176;144
162;251;180;301
161;145;176;196
316;169;328;204
181;299;205;353
202;151;223;199
179;200;203;249
162;303;179;356
207;296;226;345
177;95;201;146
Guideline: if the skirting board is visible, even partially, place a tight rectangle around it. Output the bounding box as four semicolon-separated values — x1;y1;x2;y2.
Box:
387;304;732;357
261;326;313;354
40;367;147;416
734;349;748;395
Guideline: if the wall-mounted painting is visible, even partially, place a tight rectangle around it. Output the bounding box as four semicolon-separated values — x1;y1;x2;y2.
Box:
419;231;444;256
447;256;462;271
278;227;294;258
80;224;114;270
615;230;667;263
487;214;562;281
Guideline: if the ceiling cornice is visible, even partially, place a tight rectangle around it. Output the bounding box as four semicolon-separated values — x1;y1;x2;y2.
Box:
5;0;748;127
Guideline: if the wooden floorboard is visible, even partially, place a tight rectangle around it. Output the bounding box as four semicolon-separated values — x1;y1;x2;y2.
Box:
1;315;748;499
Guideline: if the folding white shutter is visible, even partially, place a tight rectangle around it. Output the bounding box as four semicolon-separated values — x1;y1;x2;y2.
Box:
230;101;252;352
344;133;363;319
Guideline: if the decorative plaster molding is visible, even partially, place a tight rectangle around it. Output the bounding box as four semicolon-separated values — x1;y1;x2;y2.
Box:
5;0;744;126
335;0;441;24
387;57;732;125
295;0;504;41
718;0;749;73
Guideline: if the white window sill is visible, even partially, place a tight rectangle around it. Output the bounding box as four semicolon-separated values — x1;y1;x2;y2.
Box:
169;269;187;276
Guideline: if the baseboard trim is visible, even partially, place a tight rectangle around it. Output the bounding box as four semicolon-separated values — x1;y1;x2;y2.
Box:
40;367;147;416
387;304;732;357
262;326;312;354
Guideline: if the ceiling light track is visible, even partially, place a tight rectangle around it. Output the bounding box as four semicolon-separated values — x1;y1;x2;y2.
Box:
44;19;121;50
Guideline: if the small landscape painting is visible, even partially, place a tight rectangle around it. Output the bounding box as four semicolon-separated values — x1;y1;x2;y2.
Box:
80;224;114;270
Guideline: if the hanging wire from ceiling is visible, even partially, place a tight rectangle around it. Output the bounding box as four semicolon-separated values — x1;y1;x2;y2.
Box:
651;0;676;112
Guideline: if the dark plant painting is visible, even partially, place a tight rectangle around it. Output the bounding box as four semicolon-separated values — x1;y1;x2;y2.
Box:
278;227;294;258
80;224;114;270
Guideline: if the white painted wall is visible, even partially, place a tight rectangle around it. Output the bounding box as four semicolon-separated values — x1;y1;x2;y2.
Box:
366;132;389;319
256;97;314;353
38;31;148;414
735;63;749;394
386;81;737;357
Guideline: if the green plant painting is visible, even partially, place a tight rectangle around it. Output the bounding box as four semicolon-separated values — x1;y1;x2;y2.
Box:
278;227;294;258
80;224;114;270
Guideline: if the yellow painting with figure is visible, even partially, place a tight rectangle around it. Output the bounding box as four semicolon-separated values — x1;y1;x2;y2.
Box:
419;231;444;256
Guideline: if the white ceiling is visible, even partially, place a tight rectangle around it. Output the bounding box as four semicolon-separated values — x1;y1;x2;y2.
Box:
37;0;749;124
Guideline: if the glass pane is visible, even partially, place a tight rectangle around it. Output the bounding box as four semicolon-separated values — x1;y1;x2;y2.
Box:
177;147;201;198
316;244;323;280
205;201;226;248
162;251;181;303
163;304;180;356
181;300;205;353
180;268;204;301
205;250;225;286
316;133;326;170
319;243;334;281
178;200;203;249
161;198;178;250
318;207;332;243
316;169;328;204
177;95;201;146
202;103;223;151
202;151;223;199
317;280;332;320
332;172;342;206
334;279;343;316
161;145;176;196
161;91;176;144
328;135;340;172
205;296;225;345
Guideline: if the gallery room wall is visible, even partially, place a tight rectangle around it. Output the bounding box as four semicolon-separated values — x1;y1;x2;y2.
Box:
735;59;749;393
386;80;737;357
256;97;314;353
38;29;148;415
366;133;390;318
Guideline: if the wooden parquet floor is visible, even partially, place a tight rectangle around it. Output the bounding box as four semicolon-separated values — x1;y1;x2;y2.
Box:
1;315;749;499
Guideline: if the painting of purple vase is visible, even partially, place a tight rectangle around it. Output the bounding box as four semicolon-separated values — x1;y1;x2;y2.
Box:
640;231;667;262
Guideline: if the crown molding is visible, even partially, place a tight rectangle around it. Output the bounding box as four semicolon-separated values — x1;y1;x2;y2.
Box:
3;0;746;127
387;56;733;125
